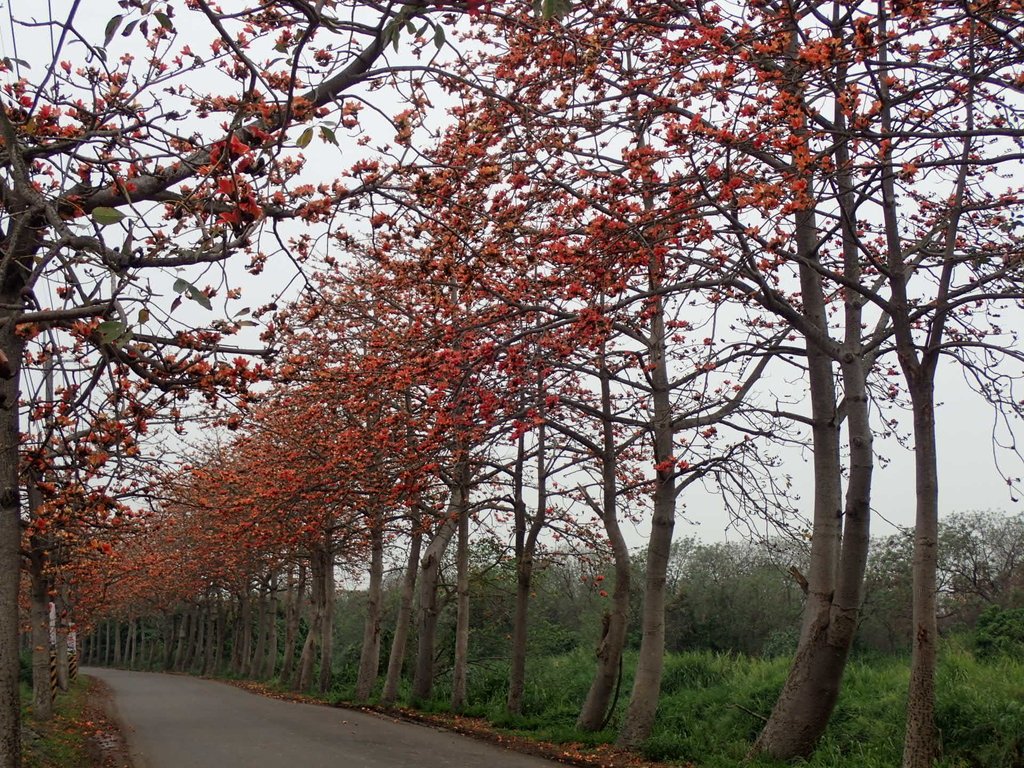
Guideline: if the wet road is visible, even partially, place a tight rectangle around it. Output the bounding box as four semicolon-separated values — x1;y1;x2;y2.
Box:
86;667;560;768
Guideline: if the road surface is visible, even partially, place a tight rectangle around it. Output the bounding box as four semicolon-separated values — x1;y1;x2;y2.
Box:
86;667;562;768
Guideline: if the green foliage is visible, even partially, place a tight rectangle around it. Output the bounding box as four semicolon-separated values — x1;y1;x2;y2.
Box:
383;642;1024;767
19;651;31;685
935;643;1024;768
320;519;1024;765
648;652;790;764
641;645;1024;767
974;605;1024;659
664;537;806;656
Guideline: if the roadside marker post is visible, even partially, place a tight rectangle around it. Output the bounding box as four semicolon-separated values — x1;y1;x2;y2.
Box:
68;627;78;682
49;649;57;702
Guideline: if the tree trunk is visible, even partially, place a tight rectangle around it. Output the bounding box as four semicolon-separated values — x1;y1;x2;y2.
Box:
508;409;548;715
127;617;138;670
411;501;460;702
113;619;123;667
185;606;200;671
902;384;940;767
235;592;252;676
451;486;471;712
750;68;877;751
507;437;532;717
55;607;69;691
28;553;53;720
139;621;150;670
105;619;114;666
381;528;422;704
297;553;324;692
617;265;676;749
173;611;189;672
318;547;335;694
261;584;279;679
204;601;220;676
0;318;26;768
280;565;305;688
579;354;631;730
160;618;175;671
228;600;242;674
356;518;386;701
249;584;268;678
751;206;866;757
752;348;872;757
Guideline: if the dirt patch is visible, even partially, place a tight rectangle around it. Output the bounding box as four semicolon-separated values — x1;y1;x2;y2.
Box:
222;679;684;768
82;677;133;768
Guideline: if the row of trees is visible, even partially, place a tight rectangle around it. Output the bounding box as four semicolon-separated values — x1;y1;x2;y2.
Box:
76;510;1024;704
6;0;1024;767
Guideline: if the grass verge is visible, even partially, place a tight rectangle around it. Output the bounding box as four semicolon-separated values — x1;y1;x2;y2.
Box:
20;678;93;768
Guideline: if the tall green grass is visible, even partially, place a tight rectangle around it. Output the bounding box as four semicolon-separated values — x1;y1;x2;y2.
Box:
409;641;1023;767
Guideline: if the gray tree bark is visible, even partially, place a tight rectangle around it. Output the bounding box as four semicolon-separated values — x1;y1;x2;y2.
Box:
127;617;139;670
28;551;53;720
173;611;189;672
249;583;268;678
411;505;460;702
296;558;322;692
381;527;422;704
750;37;878;757
318;546;335;694
204;601;220;676
280;564;305;688
508;412;548;715
261;582;279;679
356;518;386;701
578;354;631;731
0;291;29;767
450;487;471;712
617;259;676;749
55;594;69;690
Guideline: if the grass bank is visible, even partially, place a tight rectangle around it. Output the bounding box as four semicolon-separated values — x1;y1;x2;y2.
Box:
321;640;1022;767
20;677;94;768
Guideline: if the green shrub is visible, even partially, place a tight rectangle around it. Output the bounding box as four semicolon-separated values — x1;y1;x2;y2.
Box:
974;606;1024;659
936;646;1024;768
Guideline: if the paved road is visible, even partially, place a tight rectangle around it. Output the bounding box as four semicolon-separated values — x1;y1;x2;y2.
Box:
86;667;561;768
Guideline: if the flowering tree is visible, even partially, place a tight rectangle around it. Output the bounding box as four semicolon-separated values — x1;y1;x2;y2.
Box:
0;0;512;761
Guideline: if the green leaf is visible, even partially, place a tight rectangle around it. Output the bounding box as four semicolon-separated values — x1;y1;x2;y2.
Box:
97;320;127;344
171;277;212;310
541;0;571;19
104;15;124;47
154;11;174;30
2;57;30;70
434;25;445;49
385;19;401;52
92;207;126;226
296;127;314;148
121;19;138;38
187;285;212;310
319;126;338;146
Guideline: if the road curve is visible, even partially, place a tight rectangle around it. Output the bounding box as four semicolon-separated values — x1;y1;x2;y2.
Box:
86;667;562;768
